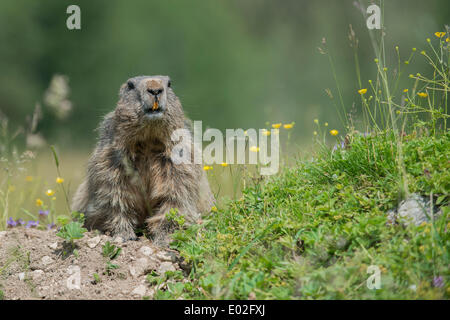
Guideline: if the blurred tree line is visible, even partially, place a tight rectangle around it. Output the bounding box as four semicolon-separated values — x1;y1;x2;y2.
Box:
0;0;448;149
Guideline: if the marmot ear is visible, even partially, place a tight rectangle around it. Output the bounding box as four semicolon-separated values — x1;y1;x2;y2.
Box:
127;81;135;90
168;80;172;88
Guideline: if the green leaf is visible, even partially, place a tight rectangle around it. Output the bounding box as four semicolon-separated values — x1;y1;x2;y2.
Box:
50;145;59;168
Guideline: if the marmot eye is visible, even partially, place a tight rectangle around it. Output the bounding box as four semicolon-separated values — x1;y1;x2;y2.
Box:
127;81;135;90
168;80;172;88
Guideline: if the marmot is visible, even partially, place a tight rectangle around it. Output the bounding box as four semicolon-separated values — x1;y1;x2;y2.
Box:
72;75;214;244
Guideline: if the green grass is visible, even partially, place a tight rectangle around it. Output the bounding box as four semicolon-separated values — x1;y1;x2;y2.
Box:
166;129;449;299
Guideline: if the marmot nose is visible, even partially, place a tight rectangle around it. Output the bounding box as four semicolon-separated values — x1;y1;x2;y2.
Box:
147;88;163;96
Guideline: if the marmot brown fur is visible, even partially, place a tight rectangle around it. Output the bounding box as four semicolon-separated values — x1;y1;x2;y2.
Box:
72;75;214;244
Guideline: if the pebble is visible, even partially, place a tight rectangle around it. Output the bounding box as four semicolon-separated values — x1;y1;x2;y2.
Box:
139;246;154;257
131;284;147;297
48;242;58;250
41;255;54;266
31;270;45;281
156;251;175;262
157;261;176;275
129;257;157;278
87;236;101;248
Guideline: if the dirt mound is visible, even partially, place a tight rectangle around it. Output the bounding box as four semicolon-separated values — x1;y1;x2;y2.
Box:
0;228;184;300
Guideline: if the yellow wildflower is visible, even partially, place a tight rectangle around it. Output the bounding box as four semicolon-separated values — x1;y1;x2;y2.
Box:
25;176;33;182
374;58;379;63
417;92;428;98
358;88;367;94
446;38;450;43
283;123;294;129
330;129;339;136
46;189;55;196
220;162;228;167
313;131;317;136
434;32;445;38
403;89;408;93
333;215;342;220
383;67;388;71
272;123;282;129
56;177;64;184
324;122;328;127
313;119;319;124
250;146;260;152
36;198;43;206
211;206;218;212
412;47;416;51
262;129;271;136
203;165;213;171
426;38;431;43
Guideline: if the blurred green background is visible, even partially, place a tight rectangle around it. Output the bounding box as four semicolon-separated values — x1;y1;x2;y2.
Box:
0;0;448;149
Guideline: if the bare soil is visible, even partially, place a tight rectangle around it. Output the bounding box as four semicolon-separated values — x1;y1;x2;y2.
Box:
0;228;185;300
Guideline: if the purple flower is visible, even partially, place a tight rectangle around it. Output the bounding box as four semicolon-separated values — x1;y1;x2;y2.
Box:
332;142;346;152
433;276;444;288
38;210;49;217
47;223;57;230
25;220;39;228
16;218;25;226
7;217;17;228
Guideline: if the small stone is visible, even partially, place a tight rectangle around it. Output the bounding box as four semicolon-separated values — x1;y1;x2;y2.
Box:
131;284;147;297
48;242;58;250
112;236;124;244
18;272;25;281
139;246;154;257
0;231;6;240
129;257;157;278
38;286;50;298
398;194;431;226
31;270;45;281
41;255;54;266
158;261;176;275
156;251;175;262
87;236;101;248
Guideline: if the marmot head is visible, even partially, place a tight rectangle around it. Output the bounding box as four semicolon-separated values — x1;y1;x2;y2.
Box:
114;75;185;143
